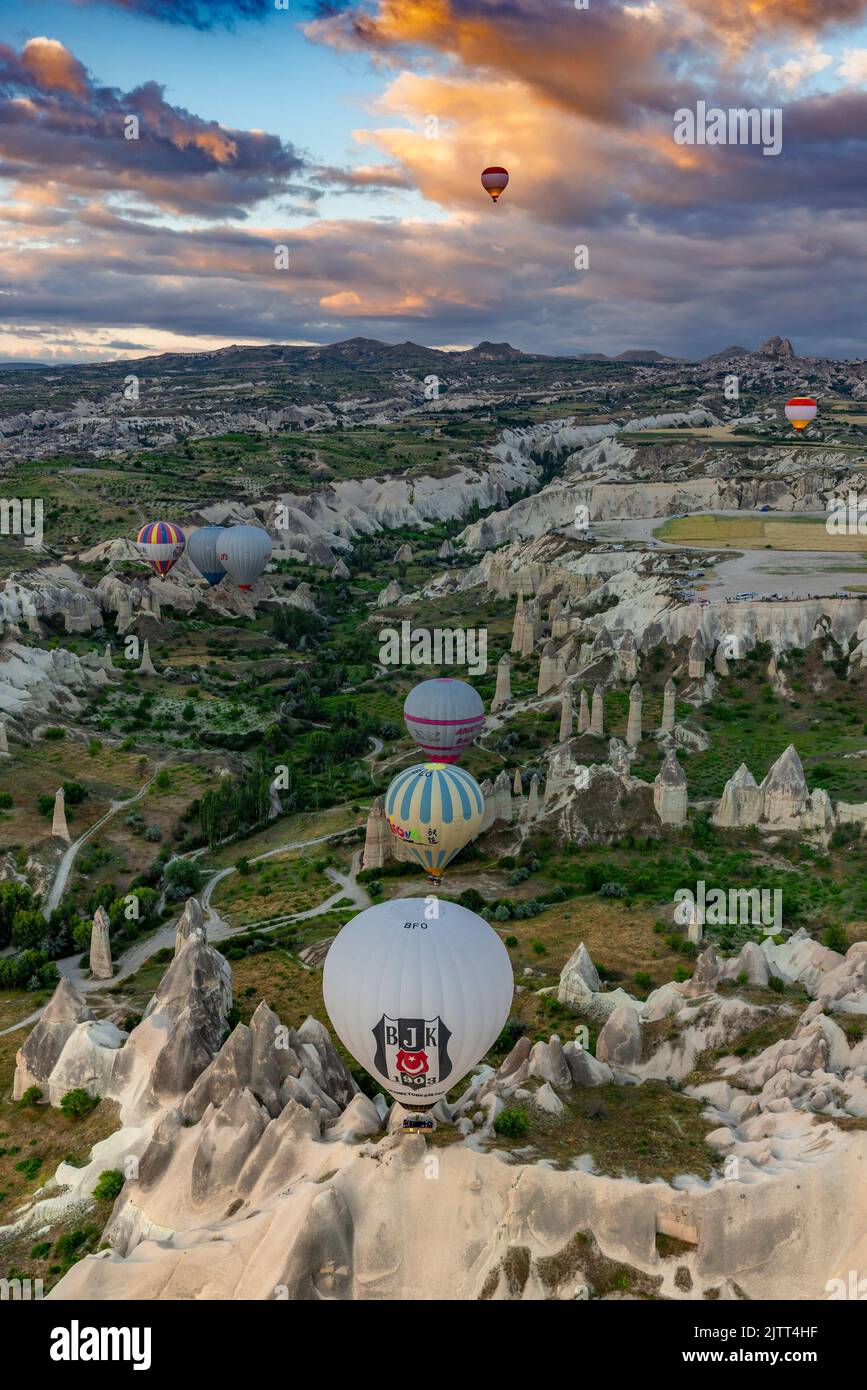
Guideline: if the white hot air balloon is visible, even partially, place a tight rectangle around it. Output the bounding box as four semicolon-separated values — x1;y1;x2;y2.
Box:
323;896;513;1115
218;524;273;591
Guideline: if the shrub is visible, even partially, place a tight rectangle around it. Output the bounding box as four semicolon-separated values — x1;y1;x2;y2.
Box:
30;1242;52;1259
531;939;546;956
42;726;65;741
93;1169;125;1202
504;934;518;947
598;882;628;898
634;971;652;990
767;975;785;994
0;791;12;809
14;1155;43;1180
494;1107;530;1139
54;1230;89;1261
821;922;849;955
59;1088;99;1120
18;1085;43;1106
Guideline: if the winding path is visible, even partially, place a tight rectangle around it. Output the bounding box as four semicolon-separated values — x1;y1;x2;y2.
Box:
2;820;368;1037
43;765;163;919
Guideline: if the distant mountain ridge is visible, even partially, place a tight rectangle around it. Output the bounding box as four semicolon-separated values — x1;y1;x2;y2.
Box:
0;334;814;375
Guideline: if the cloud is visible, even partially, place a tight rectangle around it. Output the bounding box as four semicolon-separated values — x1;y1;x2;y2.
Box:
0;39;305;217
312;162;413;191
71;0;273;29
839;47;867;83
767;42;833;92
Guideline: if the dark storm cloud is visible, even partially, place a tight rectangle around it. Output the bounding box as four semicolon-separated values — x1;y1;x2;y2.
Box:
76;0;272;29
0;38;304;217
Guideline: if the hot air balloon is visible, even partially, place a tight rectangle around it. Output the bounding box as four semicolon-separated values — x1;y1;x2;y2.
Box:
218;524;272;591
481;166;509;203
323;896;513;1114
403;678;485;763
384;762;484;880
136;520;185;578
785;397;817;432
186;525;227;587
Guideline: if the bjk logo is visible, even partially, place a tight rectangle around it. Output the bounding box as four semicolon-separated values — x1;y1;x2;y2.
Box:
372;1015;452;1090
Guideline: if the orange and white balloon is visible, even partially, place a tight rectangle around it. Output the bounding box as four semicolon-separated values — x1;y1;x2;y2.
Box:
785;397;817;432
481;166;509;203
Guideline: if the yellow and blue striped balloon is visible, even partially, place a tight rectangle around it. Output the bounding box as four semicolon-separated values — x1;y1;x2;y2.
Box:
384;762;484;879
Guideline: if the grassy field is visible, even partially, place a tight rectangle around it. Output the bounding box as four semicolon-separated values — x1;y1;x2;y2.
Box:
211;845;344;926
655;513;867;552
0;737;153;855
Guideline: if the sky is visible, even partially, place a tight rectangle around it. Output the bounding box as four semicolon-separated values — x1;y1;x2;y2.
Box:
0;0;866;363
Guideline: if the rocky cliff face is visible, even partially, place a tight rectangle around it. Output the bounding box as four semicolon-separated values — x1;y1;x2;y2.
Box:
5;897;865;1302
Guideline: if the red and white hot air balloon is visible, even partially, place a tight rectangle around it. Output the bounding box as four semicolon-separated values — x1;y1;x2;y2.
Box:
785;396;817;432
481;166;509;203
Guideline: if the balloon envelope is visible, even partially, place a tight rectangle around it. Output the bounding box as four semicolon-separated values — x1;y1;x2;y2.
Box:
403;678;484;763
186;525;226;586
136;520;185;577
481;166;509;201
323;896;513;1107
385;762;484;879
218;524;272;590
785;396;817;431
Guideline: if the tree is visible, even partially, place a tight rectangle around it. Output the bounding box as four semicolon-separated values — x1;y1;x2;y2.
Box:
163;859;204;902
11;909;48;952
59;1088;99;1119
0;883;36;948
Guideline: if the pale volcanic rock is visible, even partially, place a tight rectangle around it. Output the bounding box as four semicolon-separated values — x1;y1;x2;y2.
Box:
558;942;602;1004
660;678;677;735
51;787;70;842
590;683;605;737
533;1081;566;1116
376;579;403;608
687;632;707;680
13;977;95;1100
721;941;771;987
528;1036;572;1088
761;744;808;824
578;687;590;733
89;905;113;979
44;1020;127;1106
0;637;104;725
491;652;511;712
654;748;688;826
175;896;207;951
595;1007;642;1069
714;762;764;829
625;682;643;749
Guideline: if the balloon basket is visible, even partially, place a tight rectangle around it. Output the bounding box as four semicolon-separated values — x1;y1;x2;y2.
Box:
401;1109;436;1135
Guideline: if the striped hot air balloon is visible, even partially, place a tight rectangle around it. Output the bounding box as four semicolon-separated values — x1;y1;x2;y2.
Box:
136;520;186;577
385;763;484;880
481;166;509;203
403;678;485;763
785;397;817;432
